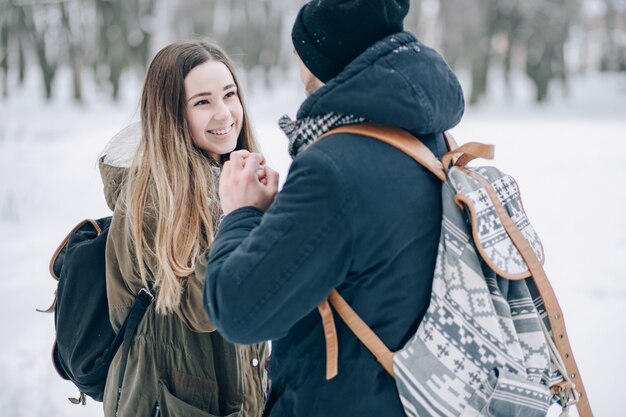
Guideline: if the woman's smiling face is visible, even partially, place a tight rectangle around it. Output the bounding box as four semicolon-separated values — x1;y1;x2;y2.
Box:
184;60;243;160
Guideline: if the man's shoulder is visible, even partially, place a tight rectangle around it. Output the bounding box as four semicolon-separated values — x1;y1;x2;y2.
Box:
289;132;376;183
308;130;392;160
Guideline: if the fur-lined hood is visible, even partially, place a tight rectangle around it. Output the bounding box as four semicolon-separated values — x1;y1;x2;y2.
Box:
98;122;141;211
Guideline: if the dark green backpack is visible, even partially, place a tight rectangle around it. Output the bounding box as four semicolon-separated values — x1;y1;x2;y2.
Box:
39;217;153;405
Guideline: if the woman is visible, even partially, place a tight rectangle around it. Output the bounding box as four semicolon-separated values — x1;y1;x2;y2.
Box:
98;41;268;417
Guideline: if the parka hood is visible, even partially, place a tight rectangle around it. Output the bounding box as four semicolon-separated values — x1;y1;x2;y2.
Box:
296;31;465;136
99;122;140;211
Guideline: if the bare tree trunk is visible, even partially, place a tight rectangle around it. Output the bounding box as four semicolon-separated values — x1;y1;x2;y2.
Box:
439;0;498;103
525;0;579;102
526;31;554;102
470;50;490;104
20;6;56;100
623;9;626;70
7;0;27;86
137;0;156;69
18;29;25;85
95;0;125;99
1;10;8;98
469;0;498;105
438;0;466;69
60;2;82;102
502;4;523;88
601;0;618;71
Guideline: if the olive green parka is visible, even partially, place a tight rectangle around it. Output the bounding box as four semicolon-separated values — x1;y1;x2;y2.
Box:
99;123;267;417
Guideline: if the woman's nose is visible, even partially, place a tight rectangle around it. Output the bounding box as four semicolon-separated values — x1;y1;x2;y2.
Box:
213;102;230;121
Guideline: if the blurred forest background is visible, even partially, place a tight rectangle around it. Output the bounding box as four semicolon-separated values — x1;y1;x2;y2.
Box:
0;0;625;105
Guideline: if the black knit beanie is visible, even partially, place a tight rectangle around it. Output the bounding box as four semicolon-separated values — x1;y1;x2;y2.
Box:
292;0;410;83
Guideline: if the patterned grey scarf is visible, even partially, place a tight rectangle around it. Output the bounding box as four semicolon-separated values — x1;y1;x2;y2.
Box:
278;113;365;158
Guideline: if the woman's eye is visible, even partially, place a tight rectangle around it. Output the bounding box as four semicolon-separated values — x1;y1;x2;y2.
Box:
225;91;236;99
194;99;209;106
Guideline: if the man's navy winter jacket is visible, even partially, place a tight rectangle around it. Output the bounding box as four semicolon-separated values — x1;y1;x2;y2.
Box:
204;32;465;417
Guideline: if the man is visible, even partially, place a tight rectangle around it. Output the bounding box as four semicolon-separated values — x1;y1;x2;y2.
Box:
203;0;465;416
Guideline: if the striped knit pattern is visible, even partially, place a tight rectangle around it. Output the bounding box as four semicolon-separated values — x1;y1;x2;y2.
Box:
278;113;365;158
392;166;563;417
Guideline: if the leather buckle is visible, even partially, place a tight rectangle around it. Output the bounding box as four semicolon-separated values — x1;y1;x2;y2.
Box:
556;383;579;408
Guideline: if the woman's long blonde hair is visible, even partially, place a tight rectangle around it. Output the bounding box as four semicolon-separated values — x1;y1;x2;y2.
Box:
124;41;258;314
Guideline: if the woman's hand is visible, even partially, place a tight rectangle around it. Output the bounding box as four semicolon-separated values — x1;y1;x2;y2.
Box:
219;150;279;215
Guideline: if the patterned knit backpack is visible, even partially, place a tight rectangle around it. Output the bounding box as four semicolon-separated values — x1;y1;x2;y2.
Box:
316;123;593;417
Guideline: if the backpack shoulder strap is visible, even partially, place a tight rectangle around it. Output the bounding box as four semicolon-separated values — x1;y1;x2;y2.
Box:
329;290;394;377
114;286;154;415
317;122;493;179
317;122;447;182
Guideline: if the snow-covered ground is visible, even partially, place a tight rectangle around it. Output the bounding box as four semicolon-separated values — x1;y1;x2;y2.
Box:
1;68;625;417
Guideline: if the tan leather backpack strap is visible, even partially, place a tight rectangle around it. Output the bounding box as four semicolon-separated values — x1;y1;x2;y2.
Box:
327;289;395;377
441;142;495;172
317;122;446;182
466;170;594;417
48;219;101;281
317;300;339;380
41;219;102;314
